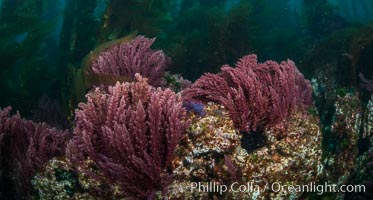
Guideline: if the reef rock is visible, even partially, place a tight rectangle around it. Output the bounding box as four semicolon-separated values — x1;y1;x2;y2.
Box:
166;103;323;199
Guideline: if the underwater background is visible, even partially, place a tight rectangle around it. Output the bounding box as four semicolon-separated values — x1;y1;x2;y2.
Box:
0;0;372;199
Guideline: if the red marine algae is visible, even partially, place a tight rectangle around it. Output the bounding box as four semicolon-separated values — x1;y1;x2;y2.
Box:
183;54;312;132
91;36;170;87
66;74;189;199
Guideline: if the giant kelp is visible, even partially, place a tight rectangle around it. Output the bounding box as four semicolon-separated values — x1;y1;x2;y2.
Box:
97;0;171;42
156;0;304;80
301;0;347;36
0;0;60;116
58;0;98;67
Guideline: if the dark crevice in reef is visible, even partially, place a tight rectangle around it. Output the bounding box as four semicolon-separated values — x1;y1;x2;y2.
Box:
240;130;267;154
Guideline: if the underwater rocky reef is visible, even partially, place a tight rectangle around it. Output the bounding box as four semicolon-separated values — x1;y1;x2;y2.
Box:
1;35;372;199
1;0;373;200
